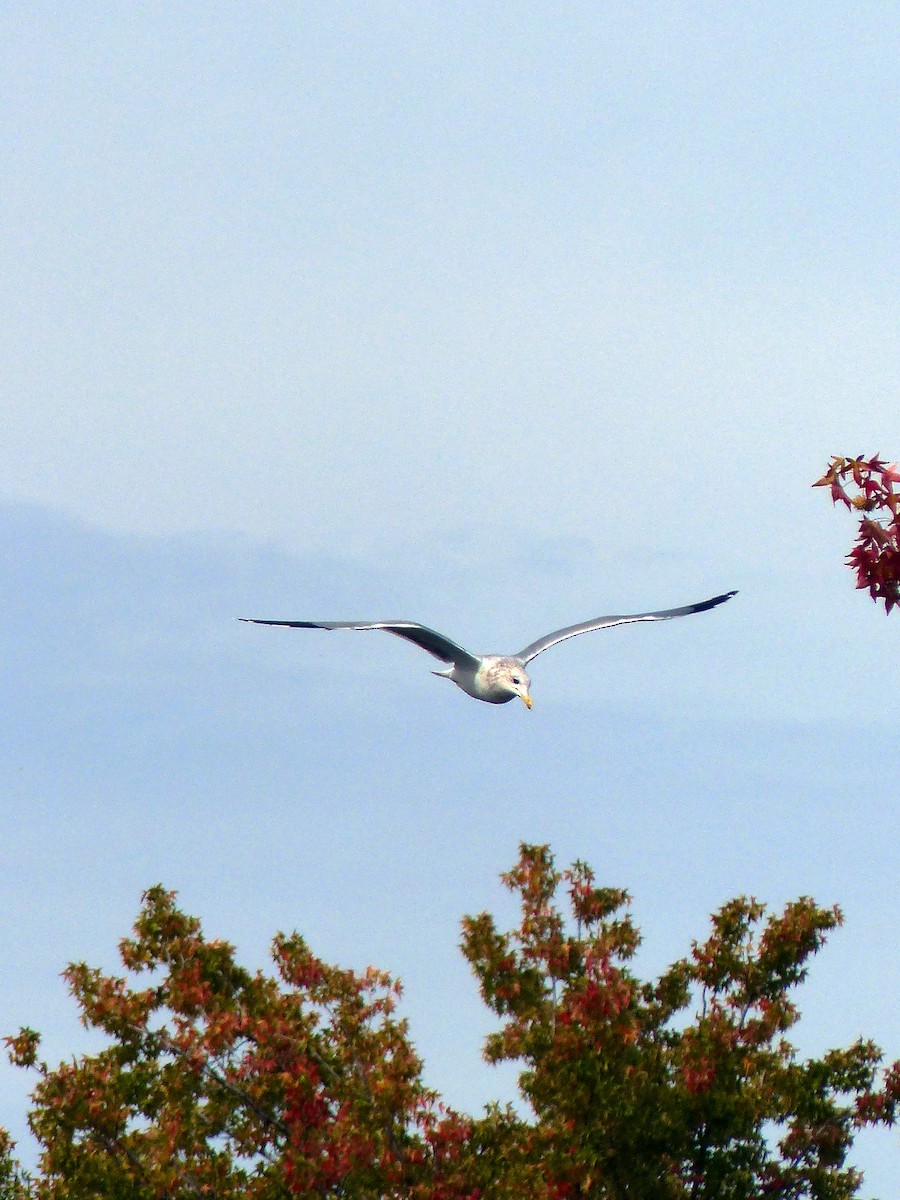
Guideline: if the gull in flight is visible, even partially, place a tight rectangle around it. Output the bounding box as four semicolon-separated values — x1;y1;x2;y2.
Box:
241;590;736;709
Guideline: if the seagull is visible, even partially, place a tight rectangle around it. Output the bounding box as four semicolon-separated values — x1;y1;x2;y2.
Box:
240;590;736;709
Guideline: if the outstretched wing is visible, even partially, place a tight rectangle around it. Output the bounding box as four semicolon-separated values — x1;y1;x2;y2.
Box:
514;591;737;665
239;618;480;668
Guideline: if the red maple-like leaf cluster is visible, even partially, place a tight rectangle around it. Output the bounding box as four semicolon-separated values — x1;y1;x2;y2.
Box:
814;455;900;613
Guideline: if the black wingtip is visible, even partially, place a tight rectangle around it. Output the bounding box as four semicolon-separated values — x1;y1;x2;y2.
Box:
238;618;318;628
698;590;738;612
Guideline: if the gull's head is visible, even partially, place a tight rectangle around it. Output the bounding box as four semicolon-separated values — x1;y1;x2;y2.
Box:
472;656;533;708
498;660;533;709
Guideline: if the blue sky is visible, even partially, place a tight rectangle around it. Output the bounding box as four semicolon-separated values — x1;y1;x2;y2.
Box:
1;4;898;1190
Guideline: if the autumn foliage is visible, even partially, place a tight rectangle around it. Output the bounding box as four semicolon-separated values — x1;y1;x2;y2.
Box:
814;454;900;613
3;847;898;1198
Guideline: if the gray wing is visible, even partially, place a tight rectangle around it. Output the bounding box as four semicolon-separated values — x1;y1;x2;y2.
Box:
514;591;737;665
239;618;480;668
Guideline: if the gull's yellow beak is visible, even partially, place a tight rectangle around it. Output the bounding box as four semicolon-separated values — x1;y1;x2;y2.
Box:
520;692;533;710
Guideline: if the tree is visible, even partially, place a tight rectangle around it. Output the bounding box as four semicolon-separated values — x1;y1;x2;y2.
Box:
460;846;898;1199
0;1130;31;1200
814;455;900;613
4;885;460;1199
5;848;898;1198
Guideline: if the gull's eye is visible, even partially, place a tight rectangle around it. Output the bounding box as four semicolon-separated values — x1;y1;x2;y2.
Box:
512;676;521;685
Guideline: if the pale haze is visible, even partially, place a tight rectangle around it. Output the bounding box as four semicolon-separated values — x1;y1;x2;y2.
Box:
1;5;898;1190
